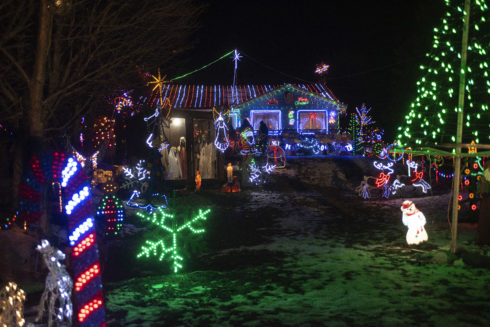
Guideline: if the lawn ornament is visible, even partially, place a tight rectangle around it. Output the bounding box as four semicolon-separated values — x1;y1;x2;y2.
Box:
401;200;428;245
35;239;73;327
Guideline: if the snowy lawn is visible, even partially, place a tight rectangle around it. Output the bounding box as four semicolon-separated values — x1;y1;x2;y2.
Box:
104;177;490;327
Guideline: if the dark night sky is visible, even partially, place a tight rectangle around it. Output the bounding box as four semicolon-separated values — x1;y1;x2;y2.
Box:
175;0;445;140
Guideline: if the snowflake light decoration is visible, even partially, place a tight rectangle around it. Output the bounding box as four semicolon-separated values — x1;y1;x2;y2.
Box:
248;159;275;185
121;160;149;192
136;206;211;273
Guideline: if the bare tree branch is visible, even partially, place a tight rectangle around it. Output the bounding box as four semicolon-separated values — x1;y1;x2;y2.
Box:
1;0;205;138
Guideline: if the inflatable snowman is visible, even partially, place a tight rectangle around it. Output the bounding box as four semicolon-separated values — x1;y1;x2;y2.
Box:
401;200;428;245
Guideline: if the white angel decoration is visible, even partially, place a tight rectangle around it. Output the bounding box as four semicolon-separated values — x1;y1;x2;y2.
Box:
401;200;428;245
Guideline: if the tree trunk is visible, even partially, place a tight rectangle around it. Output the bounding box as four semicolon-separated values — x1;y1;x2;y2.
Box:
30;0;52;235
29;0;51;140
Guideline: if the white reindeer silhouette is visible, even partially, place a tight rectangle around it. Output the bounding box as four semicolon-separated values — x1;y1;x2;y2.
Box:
36;240;73;327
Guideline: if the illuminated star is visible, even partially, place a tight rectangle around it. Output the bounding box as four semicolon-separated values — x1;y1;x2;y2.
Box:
315;63;330;75
148;69;168;93
233;49;242;69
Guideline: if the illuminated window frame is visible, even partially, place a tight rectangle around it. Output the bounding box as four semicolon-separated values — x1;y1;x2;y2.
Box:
250;110;282;135
296;109;328;134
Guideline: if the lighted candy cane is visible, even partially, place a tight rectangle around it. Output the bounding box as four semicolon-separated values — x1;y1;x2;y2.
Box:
62;157;106;326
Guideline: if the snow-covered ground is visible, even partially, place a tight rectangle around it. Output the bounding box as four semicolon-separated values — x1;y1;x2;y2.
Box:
104;174;490;327
5;157;488;326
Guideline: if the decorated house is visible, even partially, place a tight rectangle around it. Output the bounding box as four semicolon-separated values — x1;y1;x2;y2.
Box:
148;82;345;184
231;83;344;134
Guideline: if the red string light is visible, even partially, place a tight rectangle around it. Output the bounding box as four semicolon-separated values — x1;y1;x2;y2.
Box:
410;171;423;183
75;263;100;292
73;233;95;257
375;173;391;188
78;295;104;322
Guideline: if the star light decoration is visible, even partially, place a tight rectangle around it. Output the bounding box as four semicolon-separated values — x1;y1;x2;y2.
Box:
136;206;211;273
148;69;171;119
315;63;330;75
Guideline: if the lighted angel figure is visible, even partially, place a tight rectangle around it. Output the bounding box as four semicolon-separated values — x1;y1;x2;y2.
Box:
214;112;229;152
401;200;428;245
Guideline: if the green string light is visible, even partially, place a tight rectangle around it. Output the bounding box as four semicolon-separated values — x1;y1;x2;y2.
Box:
396;0;490;146
136;206;211;273
170;50;234;81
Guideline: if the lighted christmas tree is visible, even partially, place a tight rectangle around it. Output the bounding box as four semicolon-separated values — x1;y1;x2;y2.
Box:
396;0;490;146
356;103;375;143
458;155;484;219
136;206;211;273
348;113;363;155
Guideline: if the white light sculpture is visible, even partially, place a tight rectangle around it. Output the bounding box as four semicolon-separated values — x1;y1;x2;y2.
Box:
401;200;428;245
35;240;73;327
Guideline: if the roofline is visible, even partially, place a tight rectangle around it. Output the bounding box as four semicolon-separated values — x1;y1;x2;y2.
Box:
233;83;343;109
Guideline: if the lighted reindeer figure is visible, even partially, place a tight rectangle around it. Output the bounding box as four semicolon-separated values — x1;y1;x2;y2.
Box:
389;159;431;196
36;239;73;327
355;161;394;199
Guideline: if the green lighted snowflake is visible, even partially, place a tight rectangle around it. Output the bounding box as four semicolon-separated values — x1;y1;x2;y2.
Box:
136;206;211;273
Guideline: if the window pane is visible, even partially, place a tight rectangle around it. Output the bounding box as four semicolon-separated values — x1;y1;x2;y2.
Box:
251;111;280;130
298;111;326;130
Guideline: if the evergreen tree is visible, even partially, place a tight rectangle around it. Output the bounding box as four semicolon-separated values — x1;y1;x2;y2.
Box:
348;113;363;155
356;103;375;144
396;0;490;147
458;156;484;220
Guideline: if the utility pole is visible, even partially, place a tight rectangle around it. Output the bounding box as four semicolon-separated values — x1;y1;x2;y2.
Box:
450;0;471;254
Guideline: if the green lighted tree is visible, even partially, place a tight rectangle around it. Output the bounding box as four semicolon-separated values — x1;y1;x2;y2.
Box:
396;0;490;146
136;206;211;273
348;113;363;155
